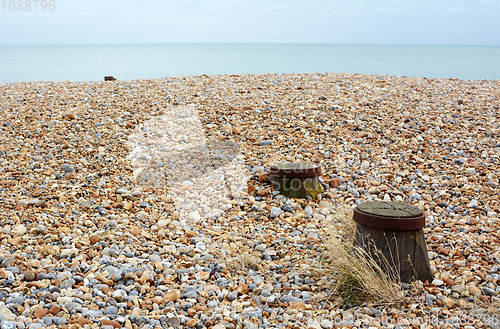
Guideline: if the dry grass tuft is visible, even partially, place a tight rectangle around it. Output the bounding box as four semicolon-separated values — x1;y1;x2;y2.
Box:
320;204;405;307
470;297;500;321
226;251;260;273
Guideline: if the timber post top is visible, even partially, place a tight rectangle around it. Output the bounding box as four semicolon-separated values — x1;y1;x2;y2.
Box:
357;201;422;218
353;201;425;230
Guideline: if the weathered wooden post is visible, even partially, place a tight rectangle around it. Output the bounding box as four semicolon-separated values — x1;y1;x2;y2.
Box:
270;162;322;199
352;201;433;283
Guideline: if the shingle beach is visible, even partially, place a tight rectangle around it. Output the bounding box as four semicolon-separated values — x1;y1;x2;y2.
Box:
0;72;499;328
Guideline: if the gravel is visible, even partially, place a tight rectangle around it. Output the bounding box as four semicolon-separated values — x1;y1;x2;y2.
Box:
0;73;499;328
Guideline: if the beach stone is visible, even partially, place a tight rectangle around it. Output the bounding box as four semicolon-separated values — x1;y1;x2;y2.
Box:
189;211;201;222
102;319;120;328
280;294;301;303
149;254;161;262
207;301;220;308
437;247;449;256
270;207;281;218
35;200;47;208
451;285;464;293
255;244;266;252
61;164;75;173
12;296;24;305
66;303;83;313
258;173;271;183
0;321;16;329
481;287;495;296
104;306;119;316
432;279;444;286
33;309;48;319
164;290;182;302
0;309;15;321
23;270;35;281
166;317;180;327
49;305;61;315
443;298;455;308
259;140;273;146
227;291;238;301
83;309;102;318
468;285;481;296
11;225;26;235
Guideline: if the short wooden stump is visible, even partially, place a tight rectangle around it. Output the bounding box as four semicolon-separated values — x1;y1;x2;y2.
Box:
270;162;322;199
352;201;433;283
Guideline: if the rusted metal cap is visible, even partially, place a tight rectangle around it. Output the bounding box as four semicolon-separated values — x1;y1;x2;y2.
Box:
270;162;321;178
353;201;425;230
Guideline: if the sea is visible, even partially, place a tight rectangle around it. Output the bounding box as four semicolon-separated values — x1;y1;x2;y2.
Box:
0;43;499;84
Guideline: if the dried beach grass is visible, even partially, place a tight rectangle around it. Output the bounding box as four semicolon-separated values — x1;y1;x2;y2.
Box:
321;204;405;307
226;251;260;273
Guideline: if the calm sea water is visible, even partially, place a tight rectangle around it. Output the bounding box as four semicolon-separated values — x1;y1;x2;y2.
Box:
0;44;499;84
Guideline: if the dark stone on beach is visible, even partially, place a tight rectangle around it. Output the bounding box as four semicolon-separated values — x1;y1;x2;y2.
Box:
281;205;294;213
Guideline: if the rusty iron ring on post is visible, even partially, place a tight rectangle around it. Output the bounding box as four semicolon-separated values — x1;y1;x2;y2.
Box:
270;163;321;178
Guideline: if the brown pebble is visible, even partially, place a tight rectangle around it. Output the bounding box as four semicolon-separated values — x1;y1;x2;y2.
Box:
443;278;456;286
257;188;269;197
185;318;197;328
49;304;61;315
468;285;481;296
102;319;120;329
90;235;100;244
73;317;93;325
237;283;249;295
34;309;48;319
437;247;449;256
258;173;271;183
329;177;342;188
232;126;241;134
443;297;455;308
130;229;142;236
164;290;181;302
35;200;47;208
292;302;306;310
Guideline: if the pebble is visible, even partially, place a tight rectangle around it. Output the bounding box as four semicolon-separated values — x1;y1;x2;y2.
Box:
61;163;75;173
432;279;444;286
0;73;498;328
270;207;281;218
259;140;273;146
115;188;129;194
0;322;16;329
0;309;15;321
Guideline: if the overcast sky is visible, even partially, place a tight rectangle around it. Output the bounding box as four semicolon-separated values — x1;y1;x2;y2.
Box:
1;0;499;46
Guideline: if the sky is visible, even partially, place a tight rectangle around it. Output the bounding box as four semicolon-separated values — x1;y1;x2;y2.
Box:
1;0;499;46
